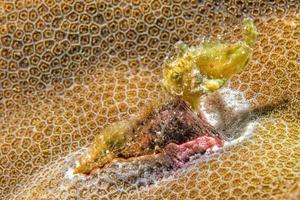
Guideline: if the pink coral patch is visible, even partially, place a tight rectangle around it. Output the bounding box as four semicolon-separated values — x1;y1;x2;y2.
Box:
165;135;224;168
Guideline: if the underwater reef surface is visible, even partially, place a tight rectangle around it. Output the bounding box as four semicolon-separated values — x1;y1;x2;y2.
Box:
0;0;299;199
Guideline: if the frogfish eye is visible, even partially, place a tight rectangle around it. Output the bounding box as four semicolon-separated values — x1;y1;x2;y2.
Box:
171;71;182;82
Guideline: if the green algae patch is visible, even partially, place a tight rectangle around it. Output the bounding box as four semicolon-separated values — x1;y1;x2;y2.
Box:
162;18;257;110
74;121;132;174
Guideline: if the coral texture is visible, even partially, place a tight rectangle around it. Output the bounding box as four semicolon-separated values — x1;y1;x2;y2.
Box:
0;0;299;199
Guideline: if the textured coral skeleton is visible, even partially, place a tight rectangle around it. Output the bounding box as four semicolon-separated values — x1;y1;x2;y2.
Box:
0;0;299;199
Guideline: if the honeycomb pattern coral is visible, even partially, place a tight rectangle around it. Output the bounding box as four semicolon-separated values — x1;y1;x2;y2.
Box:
0;0;299;199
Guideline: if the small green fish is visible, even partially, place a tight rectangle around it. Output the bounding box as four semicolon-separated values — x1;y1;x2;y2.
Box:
163;18;258;110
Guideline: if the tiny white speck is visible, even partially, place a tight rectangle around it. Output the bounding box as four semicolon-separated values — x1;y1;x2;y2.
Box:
65;168;74;179
75;160;80;167
211;145;220;151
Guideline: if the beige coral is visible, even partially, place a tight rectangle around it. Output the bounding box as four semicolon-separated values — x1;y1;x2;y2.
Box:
0;0;299;199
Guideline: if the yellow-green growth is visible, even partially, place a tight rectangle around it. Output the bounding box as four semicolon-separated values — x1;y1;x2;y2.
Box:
162;18;257;110
74;121;131;174
243;18;258;46
74;98;167;174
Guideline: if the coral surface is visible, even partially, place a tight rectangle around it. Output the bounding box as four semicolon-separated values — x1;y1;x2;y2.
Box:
0;0;299;199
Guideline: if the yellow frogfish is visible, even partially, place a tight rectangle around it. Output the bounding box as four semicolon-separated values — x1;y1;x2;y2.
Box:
162;18;257;110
